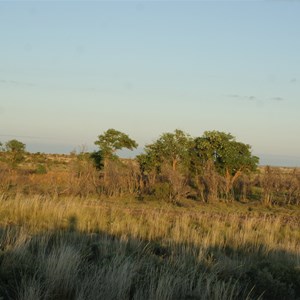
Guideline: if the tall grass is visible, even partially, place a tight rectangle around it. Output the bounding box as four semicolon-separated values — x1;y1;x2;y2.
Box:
0;196;299;299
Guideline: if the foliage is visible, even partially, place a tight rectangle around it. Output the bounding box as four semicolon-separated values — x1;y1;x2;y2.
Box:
90;150;104;170
35;164;47;174
190;131;259;200
94;129;138;159
137;130;259;202
141;129;192;172
4;139;26;167
5;139;26;153
192;131;259;176
0;130;299;207
137;152;159;176
94;129;138;194
137;130;193;201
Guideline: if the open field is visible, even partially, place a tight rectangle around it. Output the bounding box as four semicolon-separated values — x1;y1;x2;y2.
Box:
0;152;300;299
0;195;299;300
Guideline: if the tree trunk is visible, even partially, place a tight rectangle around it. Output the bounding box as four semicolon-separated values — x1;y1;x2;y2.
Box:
225;168;242;200
103;157;108;187
172;158;178;171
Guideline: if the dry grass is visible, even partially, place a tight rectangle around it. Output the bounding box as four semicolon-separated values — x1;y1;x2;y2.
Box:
0;196;299;299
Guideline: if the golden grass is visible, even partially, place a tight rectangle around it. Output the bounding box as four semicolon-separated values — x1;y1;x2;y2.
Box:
0;196;299;299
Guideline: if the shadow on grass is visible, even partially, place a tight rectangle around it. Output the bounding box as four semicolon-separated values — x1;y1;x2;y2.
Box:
0;216;299;300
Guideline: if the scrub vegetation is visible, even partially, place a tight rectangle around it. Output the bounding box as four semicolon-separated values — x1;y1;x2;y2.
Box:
0;129;299;299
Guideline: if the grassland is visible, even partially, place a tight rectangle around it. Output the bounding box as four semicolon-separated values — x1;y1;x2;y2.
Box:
0;151;299;299
0;195;299;300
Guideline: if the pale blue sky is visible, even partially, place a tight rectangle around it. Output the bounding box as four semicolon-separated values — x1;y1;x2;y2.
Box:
0;1;299;166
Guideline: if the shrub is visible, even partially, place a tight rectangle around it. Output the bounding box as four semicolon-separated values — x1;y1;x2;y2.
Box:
35;164;47;174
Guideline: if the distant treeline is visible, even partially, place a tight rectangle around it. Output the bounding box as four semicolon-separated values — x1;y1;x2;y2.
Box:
0;129;300;205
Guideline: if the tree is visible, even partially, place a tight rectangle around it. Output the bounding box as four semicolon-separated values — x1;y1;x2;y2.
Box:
137;151;160;187
193;131;258;174
137;130;193;201
141;129;193;172
192;131;235;171
95;129;138;160
5;139;26;167
192;131;259;198
94;129;138;186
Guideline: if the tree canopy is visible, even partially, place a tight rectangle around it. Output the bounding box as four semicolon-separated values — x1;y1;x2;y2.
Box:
4;139;26;167
138;129;192;173
5;139;26;153
192;131;258;176
94;129;138;159
138;130;258;177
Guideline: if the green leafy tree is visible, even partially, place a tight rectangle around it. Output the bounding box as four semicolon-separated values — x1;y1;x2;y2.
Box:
142;129;193;172
192;131;235;171
137;151;161;188
5;139;26;167
192;131;259;197
137;130;193;200
95;129;138;160
94;129;138;184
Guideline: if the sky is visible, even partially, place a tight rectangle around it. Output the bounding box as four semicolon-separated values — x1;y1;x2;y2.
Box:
0;1;300;166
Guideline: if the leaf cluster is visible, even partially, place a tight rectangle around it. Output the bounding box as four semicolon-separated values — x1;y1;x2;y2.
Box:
139;130;259;178
2;139;26;167
192;131;258;176
94;129;138;159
